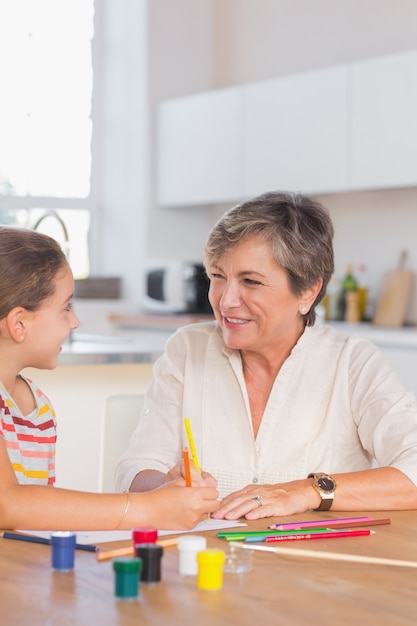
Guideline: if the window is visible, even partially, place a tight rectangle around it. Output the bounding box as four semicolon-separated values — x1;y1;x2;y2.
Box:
0;0;95;278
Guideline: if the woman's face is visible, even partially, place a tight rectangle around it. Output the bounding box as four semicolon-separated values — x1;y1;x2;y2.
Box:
208;235;316;356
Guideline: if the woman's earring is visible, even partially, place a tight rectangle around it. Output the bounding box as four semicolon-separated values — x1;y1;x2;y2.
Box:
300;305;308;314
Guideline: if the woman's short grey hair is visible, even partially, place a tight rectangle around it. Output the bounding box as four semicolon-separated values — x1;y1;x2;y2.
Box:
203;190;334;326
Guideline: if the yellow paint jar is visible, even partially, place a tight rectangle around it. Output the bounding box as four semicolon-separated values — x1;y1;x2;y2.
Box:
196;548;225;590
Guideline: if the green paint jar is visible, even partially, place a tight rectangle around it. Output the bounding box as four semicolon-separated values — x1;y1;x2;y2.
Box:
112;557;142;601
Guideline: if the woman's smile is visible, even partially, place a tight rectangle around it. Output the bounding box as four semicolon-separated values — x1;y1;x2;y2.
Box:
222;316;250;326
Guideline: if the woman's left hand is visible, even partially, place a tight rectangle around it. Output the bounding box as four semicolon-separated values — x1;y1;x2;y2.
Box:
211;480;313;520
211;467;417;519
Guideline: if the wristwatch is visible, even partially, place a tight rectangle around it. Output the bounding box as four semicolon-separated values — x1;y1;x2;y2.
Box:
308;473;336;511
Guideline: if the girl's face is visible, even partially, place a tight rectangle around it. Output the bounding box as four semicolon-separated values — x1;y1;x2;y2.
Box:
24;264;79;369
207;235;318;358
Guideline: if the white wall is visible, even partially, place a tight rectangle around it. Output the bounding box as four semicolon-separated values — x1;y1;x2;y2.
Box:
92;0;217;305
145;0;216;263
89;0;150;305
213;0;417;86
94;0;417;312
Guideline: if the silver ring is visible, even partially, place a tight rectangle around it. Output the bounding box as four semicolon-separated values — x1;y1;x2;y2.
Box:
253;494;263;507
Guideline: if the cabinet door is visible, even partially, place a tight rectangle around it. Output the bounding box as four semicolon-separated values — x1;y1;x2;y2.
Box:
157;87;242;206
351;50;417;190
242;66;349;198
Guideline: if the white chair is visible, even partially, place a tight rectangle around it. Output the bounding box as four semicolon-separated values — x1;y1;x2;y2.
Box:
100;394;145;492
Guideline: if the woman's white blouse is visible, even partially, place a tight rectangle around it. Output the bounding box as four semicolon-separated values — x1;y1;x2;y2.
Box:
115;322;417;499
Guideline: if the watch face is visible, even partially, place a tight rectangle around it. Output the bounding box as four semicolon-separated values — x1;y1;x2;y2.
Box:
317;476;335;492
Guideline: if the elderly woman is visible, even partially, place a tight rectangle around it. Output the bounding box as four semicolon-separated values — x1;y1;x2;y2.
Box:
115;191;417;519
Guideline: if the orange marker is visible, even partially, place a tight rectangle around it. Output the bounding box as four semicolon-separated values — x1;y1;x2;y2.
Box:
183;447;192;487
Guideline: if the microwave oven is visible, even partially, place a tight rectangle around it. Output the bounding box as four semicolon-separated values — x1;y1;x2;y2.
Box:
142;260;212;314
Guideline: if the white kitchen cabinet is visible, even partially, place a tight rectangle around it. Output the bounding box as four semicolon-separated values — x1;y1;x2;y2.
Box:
156;49;417;205
350;50;417;190
242;66;349;197
157;86;243;206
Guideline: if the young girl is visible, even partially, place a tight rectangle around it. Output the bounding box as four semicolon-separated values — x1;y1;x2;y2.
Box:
0;227;219;530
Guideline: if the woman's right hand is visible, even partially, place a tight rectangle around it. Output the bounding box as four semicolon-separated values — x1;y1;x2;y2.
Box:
167;460;217;488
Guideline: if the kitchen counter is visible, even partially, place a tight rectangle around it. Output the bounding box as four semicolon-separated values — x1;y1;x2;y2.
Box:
59;313;214;365
61;318;417;366
328;321;417;349
108;312;417;347
59;330;172;365
108;312;214;330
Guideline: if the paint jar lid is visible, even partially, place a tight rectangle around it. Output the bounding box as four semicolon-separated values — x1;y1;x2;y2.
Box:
197;548;225;565
132;527;158;545
112;557;142;573
177;535;207;551
135;543;163;557
51;531;76;547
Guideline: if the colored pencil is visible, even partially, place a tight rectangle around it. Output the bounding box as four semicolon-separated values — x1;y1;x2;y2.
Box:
96;537;179;562
243;529;345;543
228;541;417;569
2;531;97;552
265;529;373;542
184;417;201;473
268;517;391;531
303;518;391;530
183;447;192;487
219;529;333;541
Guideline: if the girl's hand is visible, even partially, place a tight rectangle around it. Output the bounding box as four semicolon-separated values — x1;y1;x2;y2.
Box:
142;480;220;530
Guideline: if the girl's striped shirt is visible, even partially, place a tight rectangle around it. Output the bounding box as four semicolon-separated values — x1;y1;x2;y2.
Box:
0;375;57;485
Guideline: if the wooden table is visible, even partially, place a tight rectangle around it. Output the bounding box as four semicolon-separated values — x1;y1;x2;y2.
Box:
1;511;417;625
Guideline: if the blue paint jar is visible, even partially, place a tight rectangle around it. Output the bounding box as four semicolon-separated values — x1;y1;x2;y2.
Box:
51;531;76;572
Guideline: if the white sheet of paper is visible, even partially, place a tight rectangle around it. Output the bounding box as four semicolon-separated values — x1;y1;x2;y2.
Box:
18;518;246;545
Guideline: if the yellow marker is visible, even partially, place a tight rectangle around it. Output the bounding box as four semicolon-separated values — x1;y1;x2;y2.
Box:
184;417;201;473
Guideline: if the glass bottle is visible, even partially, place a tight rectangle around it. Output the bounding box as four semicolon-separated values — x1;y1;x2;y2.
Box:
337;264;359;321
357;263;370;321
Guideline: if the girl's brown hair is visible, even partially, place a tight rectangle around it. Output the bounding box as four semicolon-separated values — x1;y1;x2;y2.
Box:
0;227;68;320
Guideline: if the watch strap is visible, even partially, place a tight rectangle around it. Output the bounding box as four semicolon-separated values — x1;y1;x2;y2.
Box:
314;495;333;511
